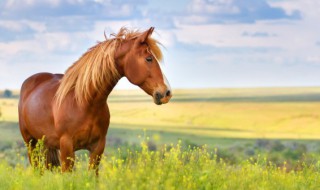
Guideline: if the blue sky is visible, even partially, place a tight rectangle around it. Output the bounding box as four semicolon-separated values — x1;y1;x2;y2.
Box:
0;0;319;89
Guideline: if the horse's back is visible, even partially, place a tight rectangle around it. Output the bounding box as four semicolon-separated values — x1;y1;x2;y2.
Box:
20;73;62;100
19;72;63;143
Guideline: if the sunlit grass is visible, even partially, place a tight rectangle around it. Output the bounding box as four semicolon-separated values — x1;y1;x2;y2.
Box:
1;87;320;139
0;141;320;190
0;98;18;122
108;101;320;139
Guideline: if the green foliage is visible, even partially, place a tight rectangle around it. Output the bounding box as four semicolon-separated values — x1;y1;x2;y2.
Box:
28;137;49;174
0;142;320;190
3;89;13;98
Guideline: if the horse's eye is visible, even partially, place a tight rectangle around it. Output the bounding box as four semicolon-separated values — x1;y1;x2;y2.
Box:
146;56;153;63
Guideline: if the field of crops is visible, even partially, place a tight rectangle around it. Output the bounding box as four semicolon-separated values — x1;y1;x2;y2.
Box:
1;87;320;189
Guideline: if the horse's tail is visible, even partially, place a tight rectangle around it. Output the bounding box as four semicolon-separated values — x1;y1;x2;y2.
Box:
46;148;60;169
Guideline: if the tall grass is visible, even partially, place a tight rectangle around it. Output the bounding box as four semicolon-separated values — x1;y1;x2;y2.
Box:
0;140;320;190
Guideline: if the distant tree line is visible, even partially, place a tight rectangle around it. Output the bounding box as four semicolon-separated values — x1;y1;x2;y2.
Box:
1;89;14;98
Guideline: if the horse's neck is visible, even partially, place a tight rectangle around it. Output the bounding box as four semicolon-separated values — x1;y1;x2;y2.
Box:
91;77;121;104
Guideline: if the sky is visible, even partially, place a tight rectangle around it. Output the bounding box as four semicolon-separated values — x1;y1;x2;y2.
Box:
0;0;319;90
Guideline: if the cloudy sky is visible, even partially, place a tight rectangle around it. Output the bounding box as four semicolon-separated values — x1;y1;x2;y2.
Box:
0;0;319;89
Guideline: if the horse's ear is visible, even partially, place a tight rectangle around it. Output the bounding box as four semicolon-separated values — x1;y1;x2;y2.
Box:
137;27;154;43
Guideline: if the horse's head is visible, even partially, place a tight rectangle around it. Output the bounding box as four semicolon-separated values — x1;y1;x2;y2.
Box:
115;27;172;105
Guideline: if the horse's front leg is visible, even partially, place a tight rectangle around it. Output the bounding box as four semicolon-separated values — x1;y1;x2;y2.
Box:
60;135;75;172
89;137;106;175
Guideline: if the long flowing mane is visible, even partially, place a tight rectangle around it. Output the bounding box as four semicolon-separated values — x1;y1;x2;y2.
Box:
55;27;163;107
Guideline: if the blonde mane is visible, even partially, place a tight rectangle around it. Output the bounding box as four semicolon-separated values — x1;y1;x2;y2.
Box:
55;27;163;107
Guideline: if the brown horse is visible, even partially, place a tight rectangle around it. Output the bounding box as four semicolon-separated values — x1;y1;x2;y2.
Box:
18;27;172;173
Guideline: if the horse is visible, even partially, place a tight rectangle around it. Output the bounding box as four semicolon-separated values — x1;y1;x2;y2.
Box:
18;27;172;174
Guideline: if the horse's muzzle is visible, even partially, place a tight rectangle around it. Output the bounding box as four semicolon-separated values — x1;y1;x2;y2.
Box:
154;90;172;105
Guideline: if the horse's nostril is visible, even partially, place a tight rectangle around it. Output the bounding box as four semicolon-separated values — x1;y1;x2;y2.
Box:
156;92;162;100
166;90;171;97
154;92;163;105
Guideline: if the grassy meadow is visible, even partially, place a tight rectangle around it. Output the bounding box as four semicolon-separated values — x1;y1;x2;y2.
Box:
1;87;320;189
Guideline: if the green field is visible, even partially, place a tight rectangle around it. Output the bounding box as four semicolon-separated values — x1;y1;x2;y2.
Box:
2;87;320;141
1;87;320;149
1;87;320;189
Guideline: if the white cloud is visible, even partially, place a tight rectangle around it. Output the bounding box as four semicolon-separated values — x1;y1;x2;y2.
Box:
0;40;40;55
270;0;320;19
174;22;285;47
175;17;319;52
35;33;72;51
0;20;45;32
0;29;90;89
188;0;239;15
306;56;320;64
0;30;89;56
154;30;176;47
4;0;61;8
90;20;176;47
181;0;300;24
1;0;143;20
